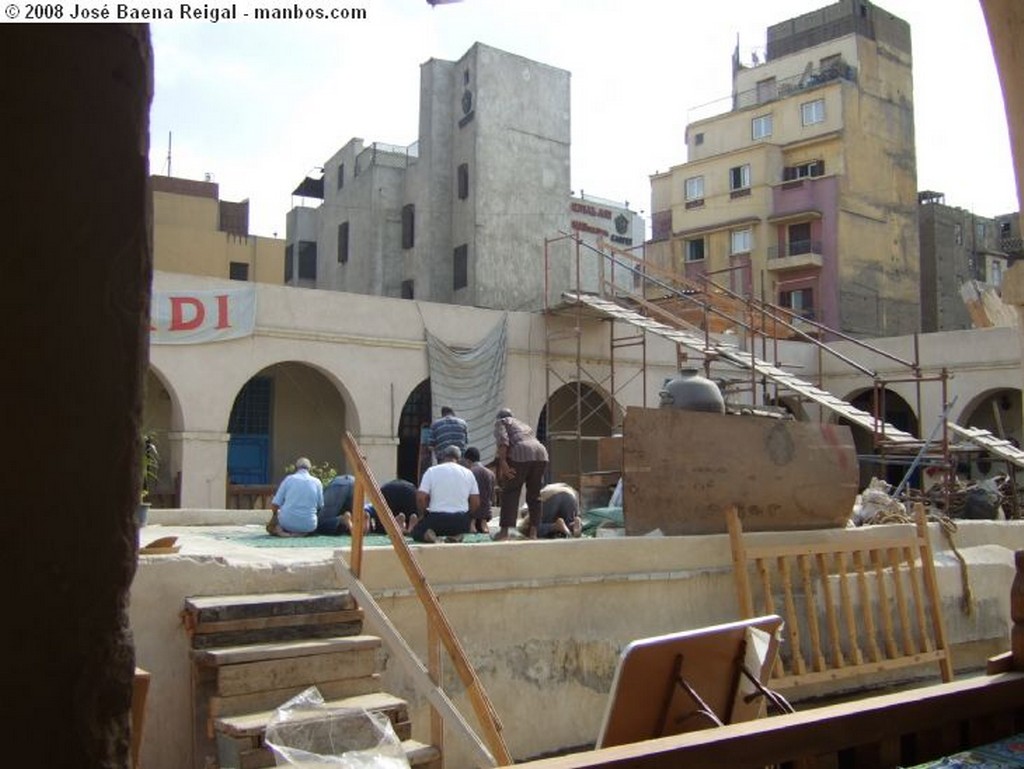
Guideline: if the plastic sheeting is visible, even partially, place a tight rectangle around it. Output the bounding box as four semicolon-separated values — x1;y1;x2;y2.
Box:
425;316;507;463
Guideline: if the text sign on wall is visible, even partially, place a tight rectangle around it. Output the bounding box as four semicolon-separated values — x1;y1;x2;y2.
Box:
150;287;256;345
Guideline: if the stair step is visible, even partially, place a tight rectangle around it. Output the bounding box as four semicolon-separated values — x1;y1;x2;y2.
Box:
184;591;363;648
225;738;439;769
194;636;384;698
216;692;412;739
193;635;382;667
209;675;383;720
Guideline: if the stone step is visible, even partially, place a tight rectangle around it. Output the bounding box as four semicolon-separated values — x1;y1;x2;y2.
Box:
224;739;440;769
184;590;363;649
214;692;426;768
193;636;384;698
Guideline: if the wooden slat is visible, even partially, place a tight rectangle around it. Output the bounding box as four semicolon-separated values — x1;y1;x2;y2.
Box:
193;635;381;666
914;503;955;682
216;691;409;738
799;554;826;673
209;675;382;719
816;553;844;668
871;549;899;659
191;609;364;636
214;648;380;697
779;557;806;675
835;552;863;665
853;550;882;663
887;547;915;655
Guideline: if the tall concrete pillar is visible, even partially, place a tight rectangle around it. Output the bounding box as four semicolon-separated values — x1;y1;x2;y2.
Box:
5;25;153;769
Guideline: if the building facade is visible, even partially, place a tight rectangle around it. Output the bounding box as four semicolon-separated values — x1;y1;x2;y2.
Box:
649;0;919;338
918;191;1013;332
152;175;285;284
285;42;595;312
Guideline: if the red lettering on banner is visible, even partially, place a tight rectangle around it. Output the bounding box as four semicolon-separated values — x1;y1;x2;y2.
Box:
215;294;231;329
170;297;205;330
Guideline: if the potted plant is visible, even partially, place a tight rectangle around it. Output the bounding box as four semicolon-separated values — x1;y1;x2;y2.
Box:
138;432;159;527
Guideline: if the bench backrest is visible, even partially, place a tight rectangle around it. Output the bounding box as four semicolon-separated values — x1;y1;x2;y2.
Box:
726;502;953;691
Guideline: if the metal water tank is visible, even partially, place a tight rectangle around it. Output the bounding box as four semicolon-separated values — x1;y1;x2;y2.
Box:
659;366;725;413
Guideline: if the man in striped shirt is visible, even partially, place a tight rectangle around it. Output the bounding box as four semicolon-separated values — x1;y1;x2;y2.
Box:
428;406;469;463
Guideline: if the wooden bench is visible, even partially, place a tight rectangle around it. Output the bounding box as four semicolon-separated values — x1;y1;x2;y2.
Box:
726;502;954;693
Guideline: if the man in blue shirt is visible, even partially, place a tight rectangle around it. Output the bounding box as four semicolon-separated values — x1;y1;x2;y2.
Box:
266;457;324;536
428;406;469;464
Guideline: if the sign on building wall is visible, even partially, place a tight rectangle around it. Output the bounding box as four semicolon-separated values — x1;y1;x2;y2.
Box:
150;287;257;345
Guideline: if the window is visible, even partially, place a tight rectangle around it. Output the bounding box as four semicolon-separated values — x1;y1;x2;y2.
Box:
787;222;812;255
820;54;841;74
685;238;705;262
730;228;752;255
337;222;349;263
229;261;249;281
756;77;777;103
693;132;704;146
457;163;469;199
782;160;825;181
402;204;415;249
752;114;772;140
453;244;468;290
401;280;415;299
975;221;987;242
954;224;963;246
780;287;814;318
298;240;317;280
1001;221;1012;236
337;162;344;190
284;244;294;282
684;175;704;201
990;259;1004;286
729;164;751;192
801;98;825;126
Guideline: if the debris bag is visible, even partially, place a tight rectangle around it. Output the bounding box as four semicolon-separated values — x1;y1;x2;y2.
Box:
852;477;905;525
265;687;411;769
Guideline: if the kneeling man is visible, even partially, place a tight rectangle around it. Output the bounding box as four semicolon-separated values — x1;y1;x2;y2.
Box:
413;445;479;543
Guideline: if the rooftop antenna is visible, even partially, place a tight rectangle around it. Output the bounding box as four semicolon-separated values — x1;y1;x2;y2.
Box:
166;132;172;177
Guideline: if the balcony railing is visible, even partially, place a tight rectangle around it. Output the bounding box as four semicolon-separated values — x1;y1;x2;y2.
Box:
353;140;419;176
768;240;822;259
687;59;857;124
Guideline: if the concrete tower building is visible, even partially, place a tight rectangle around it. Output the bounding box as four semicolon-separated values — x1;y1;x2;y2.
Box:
649;0;919;338
287;42;572;311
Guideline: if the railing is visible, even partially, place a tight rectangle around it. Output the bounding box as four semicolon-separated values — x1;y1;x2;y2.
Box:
687;59;857;124
339;432;511;768
353;140;419;176
767;240;822;259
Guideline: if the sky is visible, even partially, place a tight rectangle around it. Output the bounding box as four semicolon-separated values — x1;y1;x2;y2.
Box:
148;0;1019;238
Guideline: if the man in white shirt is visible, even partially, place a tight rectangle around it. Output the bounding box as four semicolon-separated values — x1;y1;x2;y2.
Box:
413;445;479;543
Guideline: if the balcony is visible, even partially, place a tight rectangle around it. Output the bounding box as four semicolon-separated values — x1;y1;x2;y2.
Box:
767;240;823;271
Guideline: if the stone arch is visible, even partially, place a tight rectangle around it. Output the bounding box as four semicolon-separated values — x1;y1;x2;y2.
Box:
836;386;919;491
226;360;359;488
396;378;432;483
142;364;183;506
540;381;622;506
954;387;1023;480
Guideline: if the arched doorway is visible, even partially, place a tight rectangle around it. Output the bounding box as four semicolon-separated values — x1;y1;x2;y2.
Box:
142;366;180;507
227;362;351;489
840;387;919;491
396;379;432;484
957;388;1022;481
541;382;620;506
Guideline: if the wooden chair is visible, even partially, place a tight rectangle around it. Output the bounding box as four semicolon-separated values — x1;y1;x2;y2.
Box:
726;502;954;693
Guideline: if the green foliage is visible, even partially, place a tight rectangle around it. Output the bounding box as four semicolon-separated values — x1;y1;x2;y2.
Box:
284;460;338;487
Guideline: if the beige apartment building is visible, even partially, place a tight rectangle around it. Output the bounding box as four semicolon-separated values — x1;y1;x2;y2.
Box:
650;0;919;338
152;175;285;283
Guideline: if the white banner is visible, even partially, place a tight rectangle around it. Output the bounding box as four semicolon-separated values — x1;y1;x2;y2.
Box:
150;287;257;345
